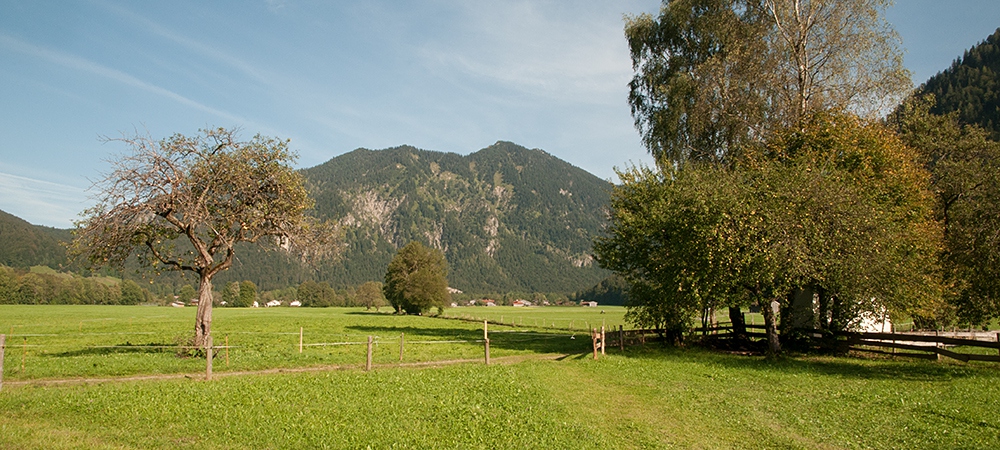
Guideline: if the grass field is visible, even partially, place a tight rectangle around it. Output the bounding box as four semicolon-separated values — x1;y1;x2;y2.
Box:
0;305;623;380
2;305;999;449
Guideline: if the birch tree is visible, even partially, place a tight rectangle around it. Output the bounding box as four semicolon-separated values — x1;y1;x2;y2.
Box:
625;0;910;167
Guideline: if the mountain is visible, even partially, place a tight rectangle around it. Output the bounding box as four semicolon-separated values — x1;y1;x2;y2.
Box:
0;209;69;269
287;141;612;293
0;142;612;294
918;27;1000;139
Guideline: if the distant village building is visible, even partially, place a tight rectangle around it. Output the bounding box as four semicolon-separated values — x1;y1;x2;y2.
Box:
266;300;282;307
512;300;532;307
580;301;598;307
289;300;302;307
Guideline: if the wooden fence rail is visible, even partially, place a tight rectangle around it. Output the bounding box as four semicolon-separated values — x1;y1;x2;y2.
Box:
606;325;1000;364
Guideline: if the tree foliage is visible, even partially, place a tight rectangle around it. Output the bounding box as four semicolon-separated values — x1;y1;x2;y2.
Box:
355;281;386;311
71;127;337;346
891;96;1000;326
625;0;909;167
596;113;940;351
383;241;450;315
0;264;154;305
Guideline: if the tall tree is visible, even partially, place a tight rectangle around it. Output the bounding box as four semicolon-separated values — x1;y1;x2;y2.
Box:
72;128;337;347
891;96;1000;326
238;280;258;308
355;281;386;311
625;0;909;167
596;113;939;354
383;241;450;315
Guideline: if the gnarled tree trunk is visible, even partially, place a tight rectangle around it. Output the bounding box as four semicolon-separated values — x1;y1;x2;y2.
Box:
194;276;213;349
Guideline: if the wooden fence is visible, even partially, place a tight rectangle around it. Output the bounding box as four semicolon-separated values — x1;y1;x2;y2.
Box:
603;325;1000;363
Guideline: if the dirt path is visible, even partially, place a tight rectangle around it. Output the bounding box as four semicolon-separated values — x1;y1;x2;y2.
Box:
3;353;576;388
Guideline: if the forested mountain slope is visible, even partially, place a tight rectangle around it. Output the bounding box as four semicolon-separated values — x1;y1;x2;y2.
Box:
2;142;612;294
289;141;611;293
919;27;1000;138
0;209;68;268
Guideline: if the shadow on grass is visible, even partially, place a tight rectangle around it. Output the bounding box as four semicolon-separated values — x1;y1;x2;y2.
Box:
346;323;592;355
617;345;999;381
47;342;179;357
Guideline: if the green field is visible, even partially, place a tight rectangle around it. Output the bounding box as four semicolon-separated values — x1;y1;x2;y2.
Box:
2;305;999;449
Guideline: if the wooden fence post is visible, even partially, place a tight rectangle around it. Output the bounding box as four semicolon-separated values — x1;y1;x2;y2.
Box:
592;328;598;360
299;327;303;354
366;336;373;371
21;337;26;373
0;334;5;392
484;321;490;365
206;335;213;381
619;325;624;351
601;326;606;355
399;333;405;362
225;335;230;367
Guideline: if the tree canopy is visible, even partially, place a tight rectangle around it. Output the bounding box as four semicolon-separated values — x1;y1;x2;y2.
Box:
72;127;337;346
383;241;450;315
891;96;1000;326
625;0;909;167
596;113;940;352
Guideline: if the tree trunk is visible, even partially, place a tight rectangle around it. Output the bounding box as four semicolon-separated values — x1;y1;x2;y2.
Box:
761;299;781;356
194;276;214;348
729;306;746;339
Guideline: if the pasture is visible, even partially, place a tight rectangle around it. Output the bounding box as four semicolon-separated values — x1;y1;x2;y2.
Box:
1;305;999;449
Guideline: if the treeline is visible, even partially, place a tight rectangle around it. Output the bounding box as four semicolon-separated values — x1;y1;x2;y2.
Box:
0;265;153;305
185;279;390;309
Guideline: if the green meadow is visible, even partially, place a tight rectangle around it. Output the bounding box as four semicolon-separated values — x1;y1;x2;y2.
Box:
1;305;998;449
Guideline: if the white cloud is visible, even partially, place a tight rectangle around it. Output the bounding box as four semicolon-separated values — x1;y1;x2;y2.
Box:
95;1;272;86
0;172;89;228
0;32;248;126
416;2;634;102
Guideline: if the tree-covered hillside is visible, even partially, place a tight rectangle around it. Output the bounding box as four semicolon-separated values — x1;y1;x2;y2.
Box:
0;209;68;269
919;28;1000;139
1;143;611;295
287;141;611;293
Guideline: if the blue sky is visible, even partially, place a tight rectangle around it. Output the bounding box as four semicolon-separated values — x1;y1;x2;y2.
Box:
1;0;998;228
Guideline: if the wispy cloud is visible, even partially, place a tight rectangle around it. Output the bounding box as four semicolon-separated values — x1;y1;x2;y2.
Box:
95;1;272;85
0;32;248;125
0;172;89;228
417;2;633;103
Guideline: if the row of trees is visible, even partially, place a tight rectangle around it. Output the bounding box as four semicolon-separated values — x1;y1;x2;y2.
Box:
0;265;153;305
598;0;999;353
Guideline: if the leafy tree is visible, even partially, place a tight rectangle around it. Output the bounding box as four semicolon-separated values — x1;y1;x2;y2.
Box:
625;0;909;167
596;113;939;354
221;281;241;307
355;281;386;311
178;284;197;303
119;279;146;305
297;280;340;307
383;241;450;315
71;127;338;347
891;96;1000;326
238;280;258;308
